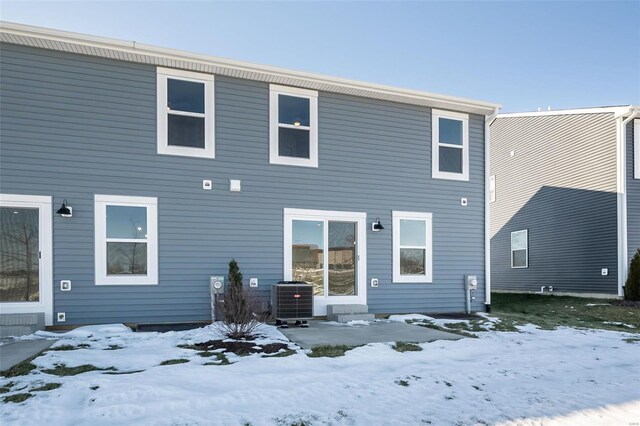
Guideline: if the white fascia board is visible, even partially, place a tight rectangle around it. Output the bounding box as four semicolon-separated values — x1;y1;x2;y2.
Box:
498;106;635;119
614;106;640;119
0;21;500;116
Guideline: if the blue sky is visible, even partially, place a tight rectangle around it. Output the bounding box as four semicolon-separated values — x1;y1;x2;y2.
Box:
2;1;638;112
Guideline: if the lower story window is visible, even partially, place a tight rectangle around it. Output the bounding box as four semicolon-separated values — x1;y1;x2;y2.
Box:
511;229;528;268
392;211;433;283
95;195;158;285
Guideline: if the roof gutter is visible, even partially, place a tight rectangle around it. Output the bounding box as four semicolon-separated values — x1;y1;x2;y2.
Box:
485;107;500;312
616;107;639;296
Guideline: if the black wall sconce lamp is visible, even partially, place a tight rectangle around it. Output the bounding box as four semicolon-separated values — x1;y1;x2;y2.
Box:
56;199;73;217
371;217;384;232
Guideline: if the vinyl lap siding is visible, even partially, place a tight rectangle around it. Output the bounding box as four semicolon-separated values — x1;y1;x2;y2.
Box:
628;120;640;265
0;43;487;324
490;113;618;294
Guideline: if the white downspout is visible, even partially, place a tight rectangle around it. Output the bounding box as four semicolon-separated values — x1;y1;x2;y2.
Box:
617;107;639;296
485;108;500;311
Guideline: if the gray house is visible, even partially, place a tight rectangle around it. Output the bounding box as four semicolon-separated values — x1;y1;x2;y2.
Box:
0;22;499;332
490;106;639;297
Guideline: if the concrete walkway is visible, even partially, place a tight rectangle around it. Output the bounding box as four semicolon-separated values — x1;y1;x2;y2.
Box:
0;339;54;371
279;320;462;349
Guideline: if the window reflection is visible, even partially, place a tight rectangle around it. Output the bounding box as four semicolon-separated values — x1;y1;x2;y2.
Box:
279;95;310;126
168;79;205;113
106;205;148;276
292;220;324;295
107;242;147;275
278;128;310;158
328;221;356;296
439;118;463;145
0;208;39;302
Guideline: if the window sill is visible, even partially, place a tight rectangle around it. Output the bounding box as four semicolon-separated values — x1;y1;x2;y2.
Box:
432;171;469;181
269;156;318;168
95;281;158;286
157;146;215;159
392;277;433;284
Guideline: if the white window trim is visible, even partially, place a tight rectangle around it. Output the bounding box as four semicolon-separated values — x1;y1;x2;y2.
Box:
269;84;318;168
432;109;469;181
0;194;53;325
510;229;528;269
634;119;639;179
392;211;433;283
157;67;215;159
95;195;158;285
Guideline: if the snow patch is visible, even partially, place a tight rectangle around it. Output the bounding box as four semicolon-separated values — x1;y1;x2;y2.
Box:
603;321;636;329
387;314;433;322
1;322;639;425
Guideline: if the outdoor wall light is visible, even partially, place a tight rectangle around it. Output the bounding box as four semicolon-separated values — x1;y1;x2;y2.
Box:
371;218;384;232
56;199;73;217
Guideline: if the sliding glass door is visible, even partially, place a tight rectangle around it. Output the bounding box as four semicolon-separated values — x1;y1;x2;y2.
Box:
0;194;53;325
285;209;366;316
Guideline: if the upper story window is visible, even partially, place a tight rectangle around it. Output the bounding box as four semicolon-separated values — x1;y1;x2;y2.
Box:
432;109;469;181
392;211;433;283
95;195;158;285
269;85;318;167
157;68;214;158
511;229;528;269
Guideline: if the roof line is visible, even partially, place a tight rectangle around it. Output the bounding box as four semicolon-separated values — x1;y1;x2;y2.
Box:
0;21;500;115
498;106;636;119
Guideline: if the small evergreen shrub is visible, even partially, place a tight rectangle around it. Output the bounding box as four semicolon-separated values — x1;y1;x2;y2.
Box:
624;249;640;301
218;259;269;339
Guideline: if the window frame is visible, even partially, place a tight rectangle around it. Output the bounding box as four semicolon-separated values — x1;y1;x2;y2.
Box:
269;84;319;168
431;109;470;181
392;211;433;283
510;229;528;269
95;195;158;285
157;67;215;159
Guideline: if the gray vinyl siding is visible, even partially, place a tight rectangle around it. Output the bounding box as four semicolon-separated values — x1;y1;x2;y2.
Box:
628;120;640;265
490;113;618;294
0;43;487;325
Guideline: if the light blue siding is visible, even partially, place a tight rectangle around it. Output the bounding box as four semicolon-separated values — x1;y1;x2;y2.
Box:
0;43;487;325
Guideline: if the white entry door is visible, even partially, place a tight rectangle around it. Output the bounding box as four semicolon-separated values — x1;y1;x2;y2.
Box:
284;208;367;316
0;194;53;325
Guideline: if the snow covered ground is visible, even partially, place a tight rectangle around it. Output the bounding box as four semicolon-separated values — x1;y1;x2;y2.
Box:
1;319;639;425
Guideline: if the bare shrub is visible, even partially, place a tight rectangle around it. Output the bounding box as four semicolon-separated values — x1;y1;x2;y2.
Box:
216;259;270;339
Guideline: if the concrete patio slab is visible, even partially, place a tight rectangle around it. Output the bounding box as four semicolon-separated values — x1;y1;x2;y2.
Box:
0;339;54;371
279;320;462;349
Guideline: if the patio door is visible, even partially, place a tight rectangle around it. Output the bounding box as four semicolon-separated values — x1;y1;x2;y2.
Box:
284;208;367;316
0;194;53;325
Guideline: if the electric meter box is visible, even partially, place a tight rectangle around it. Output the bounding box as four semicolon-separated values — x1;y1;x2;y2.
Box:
465;275;478;291
210;276;225;295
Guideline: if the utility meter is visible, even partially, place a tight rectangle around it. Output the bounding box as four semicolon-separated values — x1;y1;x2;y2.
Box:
210;276;225;295
466;275;478;291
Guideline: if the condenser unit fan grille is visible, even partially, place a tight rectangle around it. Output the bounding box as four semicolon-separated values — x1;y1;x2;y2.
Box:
272;283;313;320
